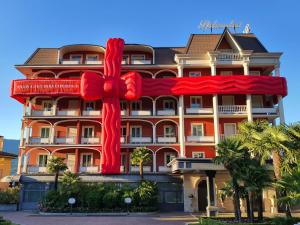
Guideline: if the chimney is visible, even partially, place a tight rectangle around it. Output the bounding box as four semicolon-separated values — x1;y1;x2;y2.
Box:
0;136;3;151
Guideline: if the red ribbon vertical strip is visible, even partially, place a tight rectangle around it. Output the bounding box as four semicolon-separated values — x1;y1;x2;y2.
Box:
101;38;124;174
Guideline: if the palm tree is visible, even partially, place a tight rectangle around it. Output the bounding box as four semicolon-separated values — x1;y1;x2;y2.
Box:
214;137;246;222
274;166;300;218
237;159;272;222
47;156;68;190
131;147;152;180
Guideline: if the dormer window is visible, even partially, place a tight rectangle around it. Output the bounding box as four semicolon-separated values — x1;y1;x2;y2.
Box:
70;54;82;63
86;55;98;61
189;72;202;77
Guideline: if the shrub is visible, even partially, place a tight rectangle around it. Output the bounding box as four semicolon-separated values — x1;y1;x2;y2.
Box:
133;181;158;208
0;187;20;204
269;217;300;225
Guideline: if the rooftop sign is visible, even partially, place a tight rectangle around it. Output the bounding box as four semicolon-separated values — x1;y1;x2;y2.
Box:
198;20;242;32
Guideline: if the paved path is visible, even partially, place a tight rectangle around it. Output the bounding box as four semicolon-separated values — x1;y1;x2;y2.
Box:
1;211;199;225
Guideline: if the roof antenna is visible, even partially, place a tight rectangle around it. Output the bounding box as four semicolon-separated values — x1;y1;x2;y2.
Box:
243;24;251;34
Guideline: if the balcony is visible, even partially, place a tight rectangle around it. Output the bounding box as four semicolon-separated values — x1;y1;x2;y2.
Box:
186;136;214;143
57;109;79;116
252;107;278;114
85;60;103;65
130;137;152;144
131;110;152;116
131;59;151;65
55;137;76;144
120;136;126;143
29;137;50;145
220;134;237;141
186;107;213;114
81;137;100;144
218;105;247;114
121;110;126;116
27;166;47;173
79;166;99;173
158;166;171;173
82;110;101;116
216;52;243;61
131;166;151;172
31;110;53;116
157;109;176;116
157;136;177;143
61;60;81;64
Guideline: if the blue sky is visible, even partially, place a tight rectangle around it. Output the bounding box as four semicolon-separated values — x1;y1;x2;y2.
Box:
0;0;299;139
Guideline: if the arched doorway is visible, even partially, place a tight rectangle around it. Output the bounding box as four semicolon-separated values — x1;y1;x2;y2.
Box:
198;180;208;212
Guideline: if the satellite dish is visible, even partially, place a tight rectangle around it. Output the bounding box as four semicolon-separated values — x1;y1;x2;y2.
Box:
243;24;251;34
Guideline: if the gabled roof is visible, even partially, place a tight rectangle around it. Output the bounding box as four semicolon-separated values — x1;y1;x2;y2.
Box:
0;151;17;159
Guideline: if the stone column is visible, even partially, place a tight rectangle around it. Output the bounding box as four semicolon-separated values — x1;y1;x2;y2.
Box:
76;121;81;144
74;148;79;173
17;153;23;174
211;63;220;147
22;154;28;173
275;64;285;124
243;62;253;122
177;65;185;157
205;170;217;217
153;152;157;173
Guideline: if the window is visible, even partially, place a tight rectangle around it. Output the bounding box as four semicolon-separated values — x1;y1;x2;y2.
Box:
121;153;127;167
86;54;98;61
164;125;175;137
131;126;142;137
249;71;261;76
120;101;127;110
42;101;53;111
165;152;176;165
190;96;202;108
131;101;142;110
131;54;145;61
222;95;235;105
85;101;95;111
67;127;77;137
191;124;203;136
70;54;82;63
192;152;205;159
252;95;263;108
120;126;126;137
163;100;175;110
220;71;233;76
122;55;129;64
68;100;78;109
81;154;92;167
82;127;94;138
189;71;202;77
38;154;48;167
224;123;236;138
40;127;50;138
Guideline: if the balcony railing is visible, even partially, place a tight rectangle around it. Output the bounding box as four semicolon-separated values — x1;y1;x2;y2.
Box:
55;137;76;144
220;134;237;141
186;136;214;143
31;110;53;116
29;137;50;145
216;52;243;61
27;166;47;173
186;107;213;114
158;166;171;172
79;166;99;173
157;109;176;116
130;137;152;144
57;109;79;116
252;107;278;114
157;136;177;143
120;136;126;143
81;137;100;144
85;60;103;65
131;59;151;65
61;60;81;64
82;110;101;116
131;110;152;116
218;105;247;114
131;166;151;172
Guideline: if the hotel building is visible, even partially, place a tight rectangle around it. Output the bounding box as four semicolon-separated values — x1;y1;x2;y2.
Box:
13;28;286;212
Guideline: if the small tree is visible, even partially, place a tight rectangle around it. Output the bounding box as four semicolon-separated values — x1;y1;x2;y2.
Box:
131;147;152;180
47;157;68;190
60;171;81;196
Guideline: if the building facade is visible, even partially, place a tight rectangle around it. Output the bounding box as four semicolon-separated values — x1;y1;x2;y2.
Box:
13;28;286;212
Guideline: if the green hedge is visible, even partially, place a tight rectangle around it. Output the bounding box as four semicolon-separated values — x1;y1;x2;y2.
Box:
0;216;19;225
197;217;300;225
0;187;19;204
39;180;158;212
